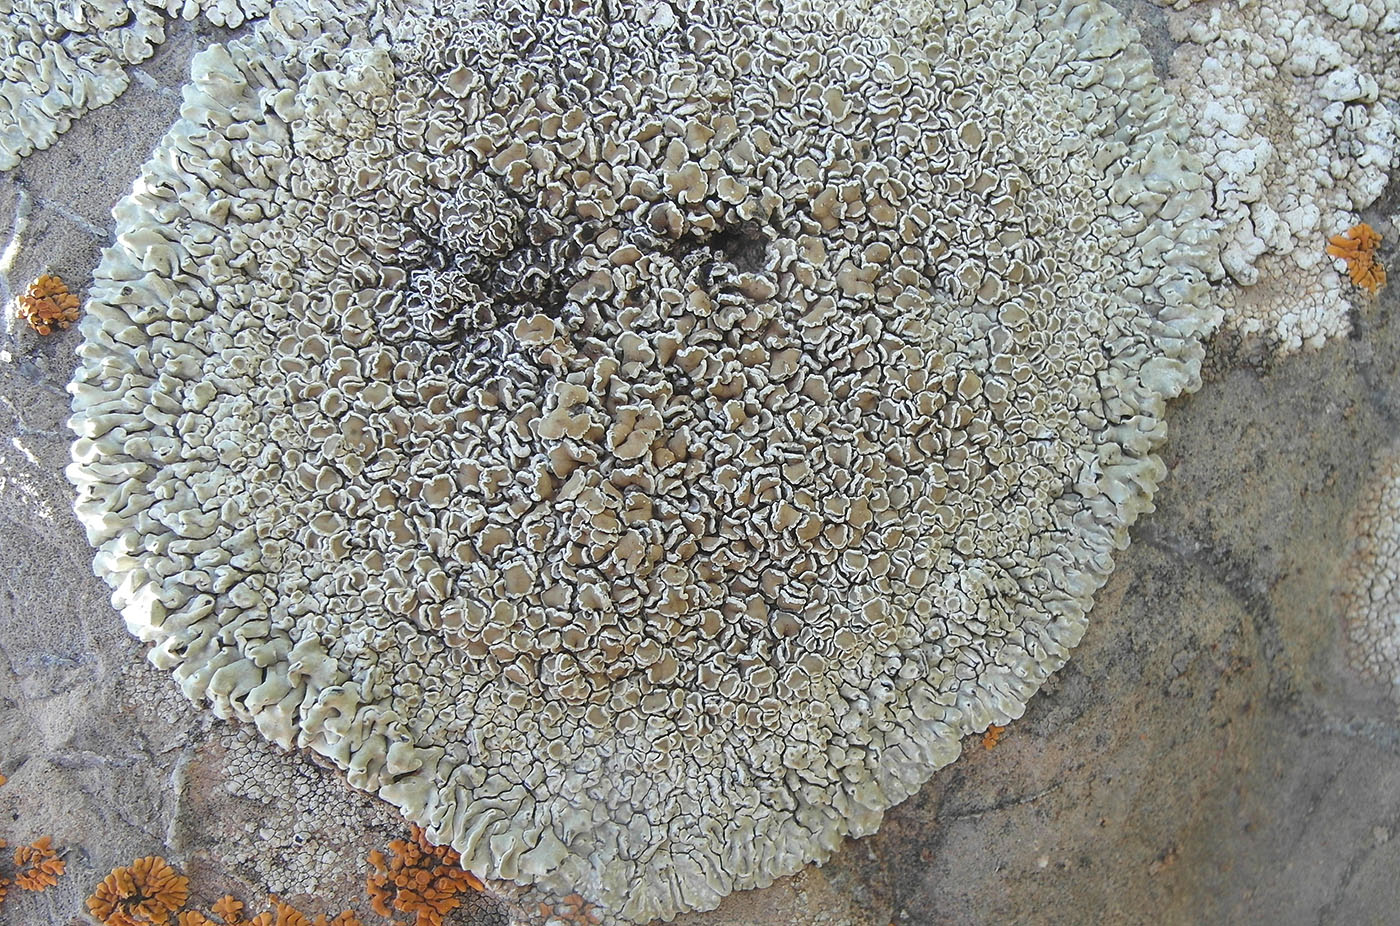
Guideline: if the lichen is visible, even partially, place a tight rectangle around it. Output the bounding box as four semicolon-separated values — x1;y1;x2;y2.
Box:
0;773;67;909
538;894;604;926
85;856;367;926
86;856;191;926
1341;447;1400;694
215;725;405;901
366;824;483;926
1159;0;1398;352
11;835;64;892
14;273;80;335
212;896;247;923
1326;222;1386;293
67;0;1217;921
0;0;274;170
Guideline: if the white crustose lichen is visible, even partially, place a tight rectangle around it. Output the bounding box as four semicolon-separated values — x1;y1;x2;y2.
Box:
1160;0;1399;353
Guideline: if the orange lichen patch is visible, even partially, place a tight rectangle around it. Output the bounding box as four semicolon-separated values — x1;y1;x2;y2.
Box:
87;876;364;926
211;895;246;923
247;899;312;926
981;724;1006;750
86;855;191;926
0;875;9;905
12;835;65;891
14;273;81;335
538;893;604;925
0;771;8;787
366;826;483;926
210;896;245;924
312;912;364;926
235;898;362;926
1327;222;1387;293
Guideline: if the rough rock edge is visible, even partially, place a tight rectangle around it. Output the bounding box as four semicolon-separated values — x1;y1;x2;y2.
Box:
65;0;1220;921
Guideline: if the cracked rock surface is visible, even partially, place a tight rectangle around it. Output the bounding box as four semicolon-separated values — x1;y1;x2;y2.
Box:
3;1;1400;925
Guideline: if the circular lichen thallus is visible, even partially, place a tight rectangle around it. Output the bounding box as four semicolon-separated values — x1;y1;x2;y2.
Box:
66;0;1218;921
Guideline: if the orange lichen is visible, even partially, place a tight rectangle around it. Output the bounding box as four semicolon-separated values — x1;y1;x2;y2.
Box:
235;899;362;926
981;724;1006;750
211;895;246;923
86;868;364;926
365;825;483;926
0;776;70;912
76;829;489;926
247;899;312;926
86;855;191;926
538;893;604;925
12;835;65;891
312;912;364;926
1327;222;1387;293
14;273;81;334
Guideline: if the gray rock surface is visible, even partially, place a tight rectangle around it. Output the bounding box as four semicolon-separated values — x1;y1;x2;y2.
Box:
2;7;1399;926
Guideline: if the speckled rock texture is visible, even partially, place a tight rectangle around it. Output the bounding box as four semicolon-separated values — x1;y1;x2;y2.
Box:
3;1;1400;925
